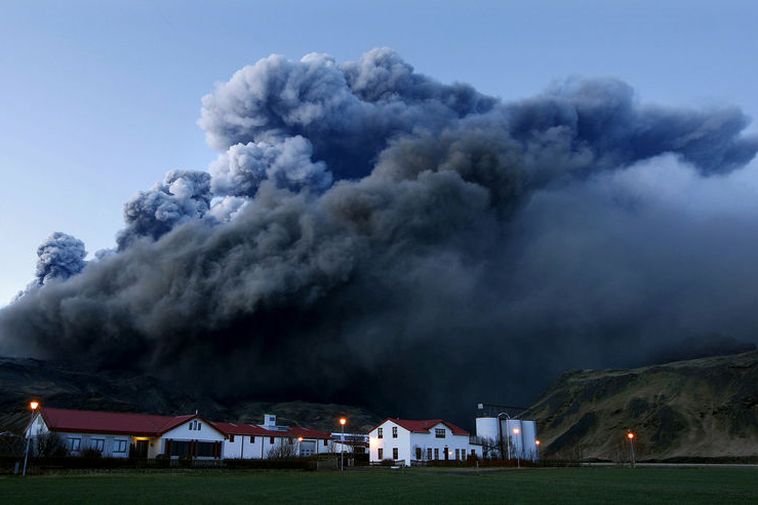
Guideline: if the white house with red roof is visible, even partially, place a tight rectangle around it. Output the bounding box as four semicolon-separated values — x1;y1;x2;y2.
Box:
26;407;226;459
368;418;482;465
25;408;334;461
213;416;332;459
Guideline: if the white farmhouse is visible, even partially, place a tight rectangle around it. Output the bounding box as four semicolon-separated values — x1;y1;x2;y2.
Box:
26;407;226;459
214;420;332;459
368;418;482;465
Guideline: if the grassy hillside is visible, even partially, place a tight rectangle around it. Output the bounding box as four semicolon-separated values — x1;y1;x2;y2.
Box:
524;351;758;461
0;357;379;435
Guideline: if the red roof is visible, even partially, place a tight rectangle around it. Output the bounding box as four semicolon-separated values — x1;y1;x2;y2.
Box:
286;426;332;440
211;422;272;437
212;422;331;440
371;418;469;436
40;407;206;437
38;407;333;440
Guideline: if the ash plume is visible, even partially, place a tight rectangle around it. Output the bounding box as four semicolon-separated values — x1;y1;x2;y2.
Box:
2;49;758;421
33;232;87;286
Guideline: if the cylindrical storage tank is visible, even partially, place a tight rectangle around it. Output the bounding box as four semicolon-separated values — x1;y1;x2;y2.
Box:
520;420;538;461
503;419;524;460
476;417;501;458
475;417;500;441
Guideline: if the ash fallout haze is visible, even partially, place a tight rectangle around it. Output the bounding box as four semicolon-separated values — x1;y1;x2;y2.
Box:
1;1;758;424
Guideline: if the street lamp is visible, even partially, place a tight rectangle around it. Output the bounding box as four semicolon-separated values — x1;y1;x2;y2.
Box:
339;417;347;471
535;439;541;462
22;400;40;477
626;432;636;468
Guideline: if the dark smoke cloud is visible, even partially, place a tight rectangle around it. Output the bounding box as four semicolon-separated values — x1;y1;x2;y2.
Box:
2;49;757;422
117;170;211;248
33;232;87;287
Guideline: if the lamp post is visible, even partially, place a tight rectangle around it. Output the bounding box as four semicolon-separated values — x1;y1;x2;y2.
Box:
535;440;541;462
22;401;40;477
339;417;347;471
297;436;303;457
626;432;636;469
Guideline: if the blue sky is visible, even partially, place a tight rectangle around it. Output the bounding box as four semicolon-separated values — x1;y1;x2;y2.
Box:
1;0;756;304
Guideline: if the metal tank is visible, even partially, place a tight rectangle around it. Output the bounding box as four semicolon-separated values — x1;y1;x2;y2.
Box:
520;420;538;462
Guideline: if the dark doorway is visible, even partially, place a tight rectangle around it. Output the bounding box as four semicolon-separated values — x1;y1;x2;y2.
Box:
444;446;449;461
132;440;149;459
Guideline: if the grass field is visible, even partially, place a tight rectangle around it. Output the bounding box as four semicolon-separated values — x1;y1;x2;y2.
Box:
1;467;756;504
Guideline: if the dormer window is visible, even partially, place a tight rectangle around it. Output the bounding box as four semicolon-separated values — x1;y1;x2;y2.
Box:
435;428;445;438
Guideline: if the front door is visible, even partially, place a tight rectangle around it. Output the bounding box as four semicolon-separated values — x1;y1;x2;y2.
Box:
444;446;449;461
132;440;149;459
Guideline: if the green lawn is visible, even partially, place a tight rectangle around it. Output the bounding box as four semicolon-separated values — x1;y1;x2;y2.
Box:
1;467;756;505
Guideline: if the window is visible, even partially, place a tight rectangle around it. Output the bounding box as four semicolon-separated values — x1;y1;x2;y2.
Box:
114;440;128;453
197;422;202;430
470;449;475;456
433;448;439;460
377;427;383;439
378;448;383;460
435;428;445;439
188;422;193;431
392;426;398;438
455;449;460;460
229;434;235;443
323;439;328;447
415;447;422;460
269;437;275;444
288;438;293;445
392;448;398;460
426;448;432;460
68;438;81;452
91;439;105;452
251;436;256;444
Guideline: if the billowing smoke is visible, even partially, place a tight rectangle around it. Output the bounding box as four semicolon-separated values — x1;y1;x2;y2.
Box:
2;49;758;422
117;170;211;248
33;232;87;287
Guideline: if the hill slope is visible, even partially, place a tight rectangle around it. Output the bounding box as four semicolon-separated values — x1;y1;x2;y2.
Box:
525;351;758;461
0;357;379;434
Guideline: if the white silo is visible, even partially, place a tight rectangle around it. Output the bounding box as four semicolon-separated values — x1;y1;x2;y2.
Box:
520;420;538;462
475;416;501;459
504;419;524;460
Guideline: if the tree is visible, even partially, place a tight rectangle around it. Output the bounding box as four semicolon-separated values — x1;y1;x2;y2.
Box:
267;441;297;459
34;432;68;457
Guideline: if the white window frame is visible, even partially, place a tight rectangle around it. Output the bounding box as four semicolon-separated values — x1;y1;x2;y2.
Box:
69;437;81;452
114;440;128;453
91;438;105;452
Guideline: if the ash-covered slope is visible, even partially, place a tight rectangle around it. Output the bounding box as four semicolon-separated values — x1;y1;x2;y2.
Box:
525;351;758;461
0;357;379;434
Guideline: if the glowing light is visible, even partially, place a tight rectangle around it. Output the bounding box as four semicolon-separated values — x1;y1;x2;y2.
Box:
512;428;520;435
627;432;635;440
298;437;303;442
339;417;347;426
29;401;39;411
535;440;541;446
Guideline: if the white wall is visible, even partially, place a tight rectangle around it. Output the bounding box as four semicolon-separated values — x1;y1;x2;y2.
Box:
156;419;226;458
369;420;412;464
55;431;132;458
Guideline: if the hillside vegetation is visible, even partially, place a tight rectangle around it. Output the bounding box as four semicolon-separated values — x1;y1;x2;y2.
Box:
525;351;758;461
0;357;379;435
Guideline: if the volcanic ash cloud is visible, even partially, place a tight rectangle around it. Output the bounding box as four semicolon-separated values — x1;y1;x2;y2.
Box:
2;48;757;419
